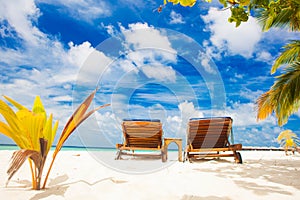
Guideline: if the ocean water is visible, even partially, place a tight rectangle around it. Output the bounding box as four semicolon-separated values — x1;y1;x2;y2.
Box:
0;144;179;152
0;144;116;151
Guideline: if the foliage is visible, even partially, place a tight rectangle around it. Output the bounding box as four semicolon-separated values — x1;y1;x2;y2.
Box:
0;96;58;190
277;129;299;154
162;1;299;28
256;62;300;125
271;40;300;74
257;41;300;126
0;89;110;190
163;0;197;7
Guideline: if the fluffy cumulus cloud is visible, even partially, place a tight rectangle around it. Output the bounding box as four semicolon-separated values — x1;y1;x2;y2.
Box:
202;8;262;58
67;41;113;85
170;10;185;24
179;101;204;120
0;0;43;46
120;22;177;54
107;22;179;83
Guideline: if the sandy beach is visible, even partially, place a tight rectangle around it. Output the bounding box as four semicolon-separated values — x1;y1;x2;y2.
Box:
0;149;300;200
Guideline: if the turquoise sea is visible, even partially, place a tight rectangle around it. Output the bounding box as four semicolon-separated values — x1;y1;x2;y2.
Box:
0;144;180;152
0;144;116;151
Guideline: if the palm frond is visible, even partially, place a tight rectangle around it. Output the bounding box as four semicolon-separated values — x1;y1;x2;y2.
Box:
257;0;300;32
42;89;110;189
54;89;98;154
257;61;300;125
256;91;275;120
272;40;300;73
43;114;58;153
3;95;28;111
32;96;47;118
6;149;41;186
0;100;29;149
277;129;299;148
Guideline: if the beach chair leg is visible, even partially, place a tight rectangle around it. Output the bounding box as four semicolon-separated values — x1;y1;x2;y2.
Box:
162;150;167;162
234;152;242;164
115;150;121;160
183;151;187;162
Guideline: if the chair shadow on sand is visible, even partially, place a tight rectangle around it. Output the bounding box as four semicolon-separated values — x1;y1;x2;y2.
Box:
192;158;300;196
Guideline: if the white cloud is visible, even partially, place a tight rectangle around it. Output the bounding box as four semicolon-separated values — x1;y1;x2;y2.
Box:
37;0;111;22
0;0;44;46
255;50;273;62
202;8;262;58
67;41;95;67
239;88;263;101
104;22;179;84
170;11;185;24
141;65;176;83
120;22;177;54
52;95;73;102
198;51;217;74
66;41;113;86
179;101;204;120
219;101;277;127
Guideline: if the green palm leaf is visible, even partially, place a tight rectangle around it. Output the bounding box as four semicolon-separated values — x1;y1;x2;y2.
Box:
257;61;300;125
271;40;300;74
257;0;300;32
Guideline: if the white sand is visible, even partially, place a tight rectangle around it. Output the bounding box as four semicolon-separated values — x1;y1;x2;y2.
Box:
0;150;300;200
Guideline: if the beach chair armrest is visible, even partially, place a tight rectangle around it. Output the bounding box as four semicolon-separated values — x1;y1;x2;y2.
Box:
116;144;124;149
229;144;242;150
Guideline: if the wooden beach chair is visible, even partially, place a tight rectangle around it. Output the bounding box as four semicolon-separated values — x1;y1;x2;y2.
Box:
184;117;242;163
115;119;166;161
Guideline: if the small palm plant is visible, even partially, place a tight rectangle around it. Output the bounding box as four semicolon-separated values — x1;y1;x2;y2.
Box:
0;89;109;190
277;129;299;155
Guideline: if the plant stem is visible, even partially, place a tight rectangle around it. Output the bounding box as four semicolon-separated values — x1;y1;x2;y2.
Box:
28;159;37;189
41;154;56;189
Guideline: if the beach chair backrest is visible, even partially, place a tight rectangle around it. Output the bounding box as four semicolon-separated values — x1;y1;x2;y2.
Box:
122;120;163;149
187;117;232;149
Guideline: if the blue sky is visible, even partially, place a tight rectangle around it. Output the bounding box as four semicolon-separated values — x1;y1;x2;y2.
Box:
0;0;299;148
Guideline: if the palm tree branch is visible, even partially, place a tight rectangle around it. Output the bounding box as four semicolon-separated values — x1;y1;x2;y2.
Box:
257;61;300;125
272;40;300;73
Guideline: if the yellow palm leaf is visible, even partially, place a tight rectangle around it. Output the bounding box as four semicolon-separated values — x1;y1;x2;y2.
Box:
3;95;28;111
0;100;22;131
0;100;31;149
16;110;38;150
0;121;12;138
0;121;27;149
54;90;97;155
277;129;299;148
178;0;196;7
43;114;59;153
168;0;180;5
32;96;47;118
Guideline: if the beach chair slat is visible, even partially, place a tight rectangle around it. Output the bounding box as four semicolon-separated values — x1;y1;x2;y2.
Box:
116;119;164;160
185;117;242;163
